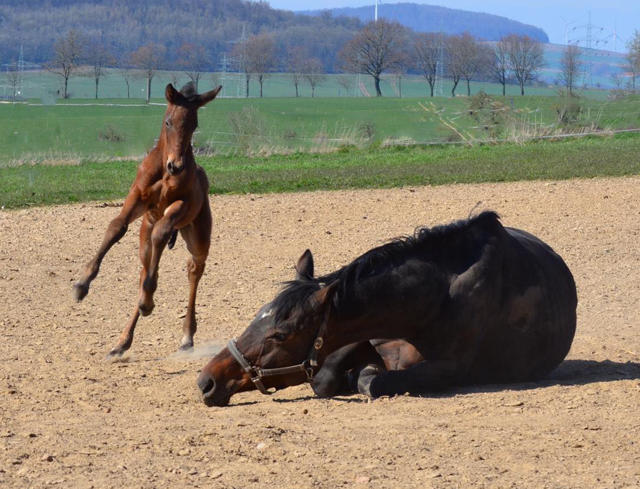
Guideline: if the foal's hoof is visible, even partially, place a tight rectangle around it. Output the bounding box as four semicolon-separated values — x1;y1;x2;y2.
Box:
106;348;125;359
72;282;89;302
179;341;194;352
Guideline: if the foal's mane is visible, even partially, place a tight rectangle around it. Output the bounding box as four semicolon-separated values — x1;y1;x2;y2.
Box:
179;82;198;101
272;211;501;322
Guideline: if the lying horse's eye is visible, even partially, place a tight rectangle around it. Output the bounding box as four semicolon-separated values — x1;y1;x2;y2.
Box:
273;333;287;343
165;120;170;127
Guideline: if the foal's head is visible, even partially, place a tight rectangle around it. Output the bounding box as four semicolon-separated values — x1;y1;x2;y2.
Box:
162;82;222;175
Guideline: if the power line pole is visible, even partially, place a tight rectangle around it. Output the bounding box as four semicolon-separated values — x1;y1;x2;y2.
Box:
435;30;444;97
18;45;24;99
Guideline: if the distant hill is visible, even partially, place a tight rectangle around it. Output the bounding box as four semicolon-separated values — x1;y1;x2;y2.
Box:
303;3;549;43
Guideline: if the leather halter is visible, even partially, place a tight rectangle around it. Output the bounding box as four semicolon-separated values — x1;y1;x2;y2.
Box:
227;337;324;395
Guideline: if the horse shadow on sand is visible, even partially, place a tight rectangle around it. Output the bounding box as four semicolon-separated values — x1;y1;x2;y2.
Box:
272;359;640;404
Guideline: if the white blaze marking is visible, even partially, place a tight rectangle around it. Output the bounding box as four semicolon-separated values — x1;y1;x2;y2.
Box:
260;309;274;320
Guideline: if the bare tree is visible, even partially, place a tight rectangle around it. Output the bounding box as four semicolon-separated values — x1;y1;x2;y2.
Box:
287;46;307;97
338;19;408;97
3;60;20;100
303;58;326;97
415;32;441;97
336;74;351;96
625;30;640;92
504;34;545;96
557;44;582;95
131;44;165;103
85;39;114;99
446;35;465;97
488;38;510;96
456;32;487;96
168;71;182;89
117;55;134;99
45;29;85;99
247;34;277;98
178;43;208;92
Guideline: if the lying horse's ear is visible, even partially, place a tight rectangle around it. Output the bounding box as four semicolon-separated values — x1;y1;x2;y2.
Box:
295;249;314;280
195;85;222;108
313;282;338;312
165;83;187;106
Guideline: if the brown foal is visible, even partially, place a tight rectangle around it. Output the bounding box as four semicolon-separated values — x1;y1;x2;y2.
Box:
73;83;222;356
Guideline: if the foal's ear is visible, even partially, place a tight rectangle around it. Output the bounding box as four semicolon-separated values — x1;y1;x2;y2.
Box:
195;85;223;108
165;84;188;106
295;249;314;280
313;282;339;312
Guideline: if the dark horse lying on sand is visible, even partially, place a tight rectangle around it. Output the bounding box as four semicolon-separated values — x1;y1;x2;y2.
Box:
198;212;577;407
74;82;221;356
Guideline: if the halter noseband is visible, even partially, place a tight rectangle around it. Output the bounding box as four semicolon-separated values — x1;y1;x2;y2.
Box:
226;330;326;396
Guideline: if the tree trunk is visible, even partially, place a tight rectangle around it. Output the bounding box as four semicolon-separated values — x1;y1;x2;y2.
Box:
126;82;130;99
311;86;315;97
146;76;151;103
95;78;99;99
466;79;471;96
451;80;459;97
430;83;434;97
398;76;402;98
259;75;263;98
520;81;525;96
374;76;382;97
502;83;506;96
63;77;69;99
246;74;250;98
295;82;299;97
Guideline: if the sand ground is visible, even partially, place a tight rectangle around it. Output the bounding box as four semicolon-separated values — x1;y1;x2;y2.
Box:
1;177;639;488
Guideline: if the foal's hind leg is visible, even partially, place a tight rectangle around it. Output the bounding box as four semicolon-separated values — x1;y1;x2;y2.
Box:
107;215;153;357
138;201;187;316
73;191;147;301
177;205;211;351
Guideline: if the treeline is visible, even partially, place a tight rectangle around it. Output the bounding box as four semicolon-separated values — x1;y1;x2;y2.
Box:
0;0;360;71
304;3;549;43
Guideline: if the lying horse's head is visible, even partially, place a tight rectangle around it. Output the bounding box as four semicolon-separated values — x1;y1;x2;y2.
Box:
197;250;338;407
162;82;221;176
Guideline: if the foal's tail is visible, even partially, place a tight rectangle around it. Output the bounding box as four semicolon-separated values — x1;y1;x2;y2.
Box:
168;229;179;250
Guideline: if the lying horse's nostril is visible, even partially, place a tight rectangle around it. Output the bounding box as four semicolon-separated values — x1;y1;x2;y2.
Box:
197;375;215;397
167;161;174;173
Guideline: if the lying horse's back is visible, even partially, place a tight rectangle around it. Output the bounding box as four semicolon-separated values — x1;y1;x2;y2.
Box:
454;221;577;384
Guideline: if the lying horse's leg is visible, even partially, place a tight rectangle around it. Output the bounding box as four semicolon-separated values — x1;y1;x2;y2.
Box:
138;201;186;316
312;341;385;398
177;206;211;350
107;215;154;357
73;191;147;301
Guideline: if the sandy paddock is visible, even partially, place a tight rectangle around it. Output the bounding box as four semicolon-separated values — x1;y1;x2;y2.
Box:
1;177;639;488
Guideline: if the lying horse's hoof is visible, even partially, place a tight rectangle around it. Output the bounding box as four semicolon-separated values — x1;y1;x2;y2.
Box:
106;348;125;359
72;282;89;302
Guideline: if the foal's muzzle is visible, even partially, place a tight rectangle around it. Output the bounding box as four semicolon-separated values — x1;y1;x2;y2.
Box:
166;160;184;176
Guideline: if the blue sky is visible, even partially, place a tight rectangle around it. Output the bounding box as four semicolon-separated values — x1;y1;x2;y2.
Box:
267;0;637;51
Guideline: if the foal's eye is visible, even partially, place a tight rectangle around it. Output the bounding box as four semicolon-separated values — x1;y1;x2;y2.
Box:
165;120;170;127
273;333;287;343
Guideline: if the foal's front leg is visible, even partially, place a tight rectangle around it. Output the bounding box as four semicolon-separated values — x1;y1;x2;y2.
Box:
73;190;148;301
138;200;187;316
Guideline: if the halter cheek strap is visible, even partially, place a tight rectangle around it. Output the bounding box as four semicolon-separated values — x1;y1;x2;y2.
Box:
227;339;316;395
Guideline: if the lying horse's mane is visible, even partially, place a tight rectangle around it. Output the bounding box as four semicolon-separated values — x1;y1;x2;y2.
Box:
272;211;501;323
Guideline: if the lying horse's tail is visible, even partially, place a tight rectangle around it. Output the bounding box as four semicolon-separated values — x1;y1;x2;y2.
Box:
168;229;178;250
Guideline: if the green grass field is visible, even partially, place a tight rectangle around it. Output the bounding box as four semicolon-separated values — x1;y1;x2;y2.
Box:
3;93;640;163
2;133;639;209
